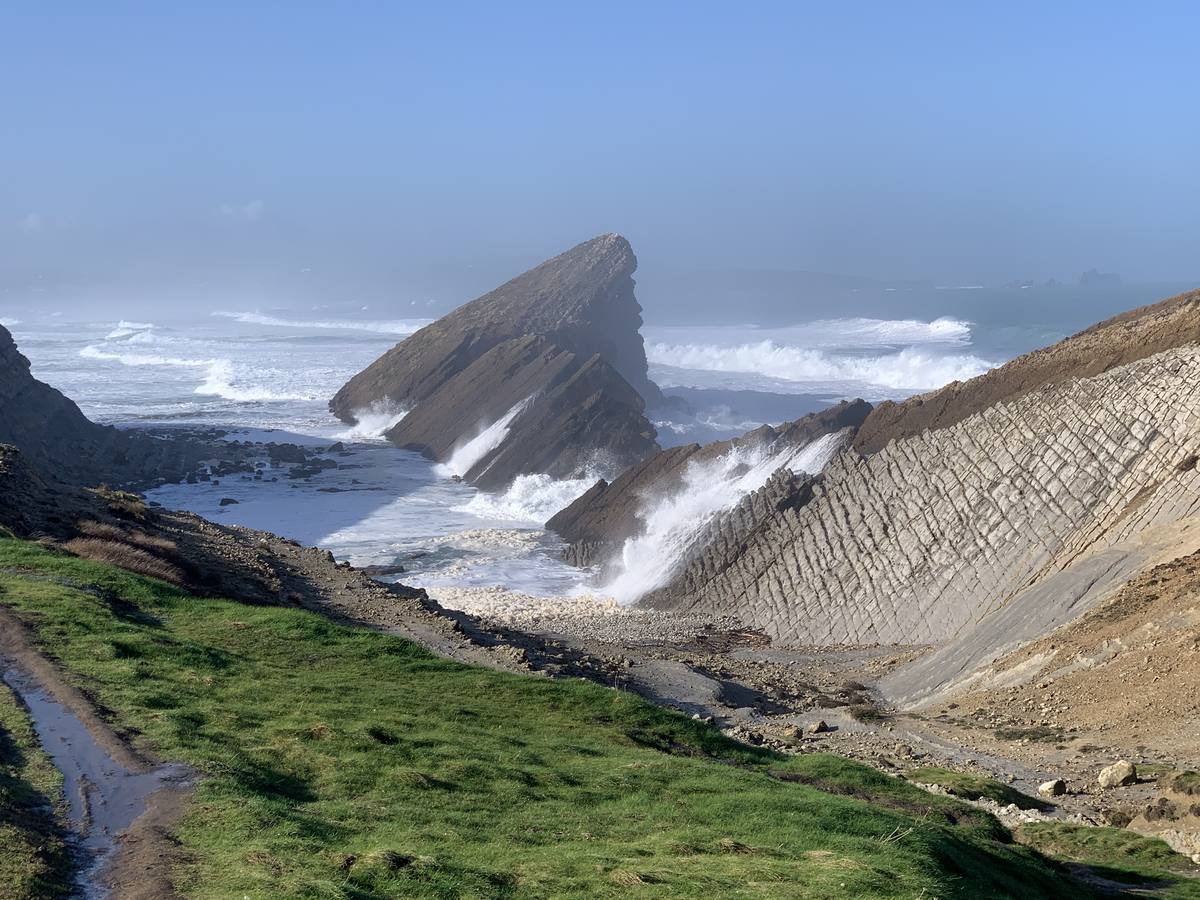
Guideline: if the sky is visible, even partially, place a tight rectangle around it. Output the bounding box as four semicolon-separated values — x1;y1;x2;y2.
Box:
3;1;1200;316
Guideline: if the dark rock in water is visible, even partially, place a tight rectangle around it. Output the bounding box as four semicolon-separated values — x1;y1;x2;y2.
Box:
219;497;239;506
325;441;345;453
548;400;872;568
329;234;662;487
268;443;308;464
361;564;407;576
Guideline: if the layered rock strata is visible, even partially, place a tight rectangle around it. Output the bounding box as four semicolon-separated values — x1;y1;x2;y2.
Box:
330;234;663;486
647;348;1200;660
548;400;872;566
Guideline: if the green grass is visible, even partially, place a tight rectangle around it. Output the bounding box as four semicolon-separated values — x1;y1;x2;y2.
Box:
1017;823;1200;898
905;767;1050;811
0;675;72;899
0;537;1100;899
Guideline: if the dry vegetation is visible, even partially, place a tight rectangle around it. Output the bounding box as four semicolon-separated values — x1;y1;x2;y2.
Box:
64;520;184;585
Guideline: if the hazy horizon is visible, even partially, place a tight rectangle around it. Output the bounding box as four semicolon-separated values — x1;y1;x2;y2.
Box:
4;3;1200;320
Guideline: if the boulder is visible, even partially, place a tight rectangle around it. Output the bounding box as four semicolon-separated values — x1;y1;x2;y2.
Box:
1099;761;1138;789
1038;779;1067;797
806;720;830;735
219;497;240;506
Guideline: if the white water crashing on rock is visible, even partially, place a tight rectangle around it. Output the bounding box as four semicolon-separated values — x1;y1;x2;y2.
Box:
452;471;599;524
336;401;410;441
436;397;533;479
599;431;847;605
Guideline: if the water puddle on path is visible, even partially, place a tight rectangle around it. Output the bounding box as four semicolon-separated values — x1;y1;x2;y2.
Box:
1;661;191;899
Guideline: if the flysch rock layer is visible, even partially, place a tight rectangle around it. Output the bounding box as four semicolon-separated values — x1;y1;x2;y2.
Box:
329;234;663;487
547;400;873;567
647;347;1200;672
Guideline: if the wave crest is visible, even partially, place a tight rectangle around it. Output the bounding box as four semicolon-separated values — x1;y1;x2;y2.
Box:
213;310;430;335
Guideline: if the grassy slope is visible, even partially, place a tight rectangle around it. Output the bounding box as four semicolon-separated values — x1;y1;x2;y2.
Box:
0;674;72;899
1017;824;1200;898
0;538;1093;899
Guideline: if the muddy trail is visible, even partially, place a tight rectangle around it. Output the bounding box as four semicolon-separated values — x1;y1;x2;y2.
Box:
0;610;192;900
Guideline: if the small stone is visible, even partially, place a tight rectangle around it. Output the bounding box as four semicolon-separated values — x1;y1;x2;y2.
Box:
806;720;829;734
1039;779;1067;797
1098;760;1137;788
218;497;239;506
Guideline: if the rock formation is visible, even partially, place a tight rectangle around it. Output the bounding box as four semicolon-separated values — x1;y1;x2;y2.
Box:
548;400;872;567
564;288;1200;715
0;325;209;487
330;234;663;487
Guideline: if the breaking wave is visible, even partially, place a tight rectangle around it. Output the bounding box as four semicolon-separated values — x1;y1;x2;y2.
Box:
647;343;991;392
213;310;429;335
335;401;410;441
104;320;155;340
453;472;599;524
79;345;318;402
598;431;847;605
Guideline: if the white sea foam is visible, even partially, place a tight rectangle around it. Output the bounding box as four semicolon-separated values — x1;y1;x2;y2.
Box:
79;345;318;403
598;431;847;605
436;397;533;479
452;472;599;524
213;310;429;335
1;317;22;327
647;342;991;392
335;401;410;441
104;320;155;340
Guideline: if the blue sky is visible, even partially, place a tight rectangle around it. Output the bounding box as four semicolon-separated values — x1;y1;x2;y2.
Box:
3;1;1199;311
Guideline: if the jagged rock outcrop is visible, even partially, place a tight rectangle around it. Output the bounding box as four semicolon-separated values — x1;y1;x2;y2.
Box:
330;234;663;487
0;325;209;487
548;400;872;566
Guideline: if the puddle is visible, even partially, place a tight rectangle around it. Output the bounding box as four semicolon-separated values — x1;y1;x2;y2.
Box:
1;661;191;899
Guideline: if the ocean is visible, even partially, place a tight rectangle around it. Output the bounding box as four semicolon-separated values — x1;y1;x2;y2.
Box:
0;301;1105;617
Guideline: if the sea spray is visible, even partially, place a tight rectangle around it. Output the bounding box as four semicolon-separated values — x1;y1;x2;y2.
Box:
599;431;846;605
452;471;599;524
647;342;991;392
436;397;534;479
336;401;410;441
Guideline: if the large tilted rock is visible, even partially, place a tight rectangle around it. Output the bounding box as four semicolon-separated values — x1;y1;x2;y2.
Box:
0;325;208;487
330;234;663;487
547;400;872;566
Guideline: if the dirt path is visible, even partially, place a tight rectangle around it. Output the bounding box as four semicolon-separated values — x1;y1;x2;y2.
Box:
0;607;192;900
